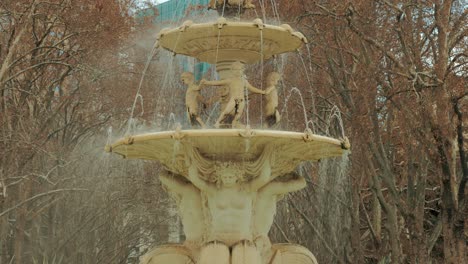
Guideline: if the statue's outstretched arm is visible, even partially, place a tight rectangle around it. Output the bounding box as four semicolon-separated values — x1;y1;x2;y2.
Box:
187;165;211;192
192;84;203;91
246;81;265;94
249;158;272;191
200;79;229;86
159;170;189;194
264;85;275;94
261;174;306;195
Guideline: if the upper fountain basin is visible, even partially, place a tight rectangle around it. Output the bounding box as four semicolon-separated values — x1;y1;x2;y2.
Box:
157;18;308;64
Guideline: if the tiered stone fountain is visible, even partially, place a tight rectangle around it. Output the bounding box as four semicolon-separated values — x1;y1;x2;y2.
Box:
106;3;350;264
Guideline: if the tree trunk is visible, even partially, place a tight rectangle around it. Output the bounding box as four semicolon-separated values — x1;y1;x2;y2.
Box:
350;175;364;263
14;180;31;264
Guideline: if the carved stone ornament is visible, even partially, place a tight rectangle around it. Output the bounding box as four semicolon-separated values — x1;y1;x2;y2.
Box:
107;129;345;178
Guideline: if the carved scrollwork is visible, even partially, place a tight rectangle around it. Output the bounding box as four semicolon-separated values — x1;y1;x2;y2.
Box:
181;36;280;56
239;125;255;138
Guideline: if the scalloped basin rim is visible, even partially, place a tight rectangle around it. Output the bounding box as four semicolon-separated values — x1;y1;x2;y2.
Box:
160;21;304;36
109;129;343;148
157;21;307;64
107;129;348;177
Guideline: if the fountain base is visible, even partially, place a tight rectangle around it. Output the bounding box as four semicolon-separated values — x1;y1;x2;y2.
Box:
141;243;318;264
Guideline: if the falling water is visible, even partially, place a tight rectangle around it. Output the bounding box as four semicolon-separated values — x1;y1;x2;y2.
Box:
127;41;159;135
205;102;220;126
167;205;181;243
167;113;177;130
326;105;346;139
305;43;314;73
258;0;267;22
269;0;282;25
244;137;251;153
280;87;314;132
105;126;113;147
243;74;251;127
214;27;222;67
313;152;351;262
259;28;264;127
297;50;318;129
151;28;186;127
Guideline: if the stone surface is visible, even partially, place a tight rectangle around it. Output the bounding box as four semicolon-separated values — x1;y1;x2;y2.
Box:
108;129;348;263
141;244;195;264
159;171;204;245
199;61;265;128
263;72;281;127
254;172;306;258
157;19;307;64
181;72;207;128
208;0;255;10
270;244;319;264
107;129;347;178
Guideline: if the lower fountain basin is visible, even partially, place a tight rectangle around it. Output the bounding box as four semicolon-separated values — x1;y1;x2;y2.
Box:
106;129;349;177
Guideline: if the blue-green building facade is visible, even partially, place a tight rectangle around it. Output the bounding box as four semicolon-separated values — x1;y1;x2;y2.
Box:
137;0;212;79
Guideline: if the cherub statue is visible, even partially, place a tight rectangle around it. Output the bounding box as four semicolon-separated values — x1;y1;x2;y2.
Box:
181;72;207;128
253;172;306;262
187;159;274;264
208;0;255;10
200;62;265;128
263;72;281;127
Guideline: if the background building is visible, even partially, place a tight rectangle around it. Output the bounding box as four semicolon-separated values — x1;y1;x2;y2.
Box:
136;0;213;80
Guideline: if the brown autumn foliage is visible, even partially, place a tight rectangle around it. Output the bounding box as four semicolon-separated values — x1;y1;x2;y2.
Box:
0;0;166;263
1;0;466;264
262;1;466;263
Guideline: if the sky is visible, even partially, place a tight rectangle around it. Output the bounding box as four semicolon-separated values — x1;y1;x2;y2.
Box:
143;0;170;4
135;0;170;8
134;0;170;10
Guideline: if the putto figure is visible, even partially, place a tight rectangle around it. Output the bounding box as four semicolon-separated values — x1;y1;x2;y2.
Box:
263;72;281;127
181;72;207;128
200;62;265;128
208;0;255;10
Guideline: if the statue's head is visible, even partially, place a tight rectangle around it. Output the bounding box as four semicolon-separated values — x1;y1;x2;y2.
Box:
181;72;194;85
266;72;281;84
214;162;244;187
